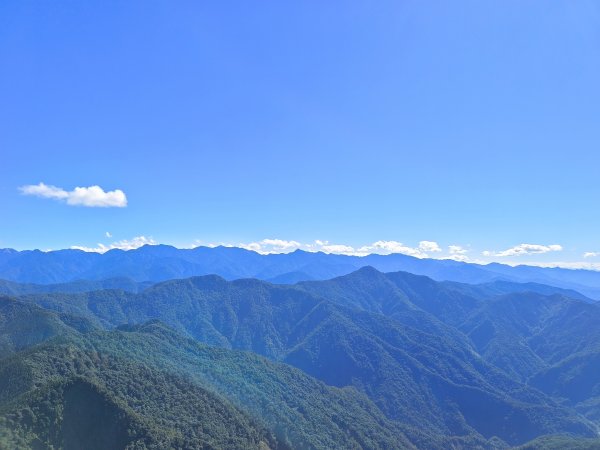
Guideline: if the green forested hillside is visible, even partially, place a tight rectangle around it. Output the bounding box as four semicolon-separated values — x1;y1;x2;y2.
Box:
9;269;600;447
0;370;279;450
0;301;418;449
0;297;94;359
517;435;600;449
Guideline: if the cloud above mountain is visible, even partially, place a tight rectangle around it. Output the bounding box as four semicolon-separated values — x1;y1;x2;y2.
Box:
445;245;469;261
483;243;563;257
66;237;597;270
206;238;452;258
20;183;127;207
71;236;155;253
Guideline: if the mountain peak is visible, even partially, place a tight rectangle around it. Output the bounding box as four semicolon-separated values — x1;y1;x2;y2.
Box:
332;265;386;282
355;265;382;275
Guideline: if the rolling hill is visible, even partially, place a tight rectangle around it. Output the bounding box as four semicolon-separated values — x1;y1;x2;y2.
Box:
9;268;600;447
0;299;415;450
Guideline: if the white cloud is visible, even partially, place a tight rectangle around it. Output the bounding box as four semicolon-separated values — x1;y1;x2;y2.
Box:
213;238;443;258
20;182;127;207
65;237;599;271
483;243;563;257
72;236;155;253
445;254;469;262
358;240;428;257
20;183;68;200
449;245;468;255
238;239;303;254
500;261;600;270
239;242;263;252
442;245;470;262
419;241;442;252
320;244;357;255
260;239;302;250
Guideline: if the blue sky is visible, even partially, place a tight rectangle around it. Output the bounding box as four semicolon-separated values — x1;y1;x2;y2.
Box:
1;1;599;267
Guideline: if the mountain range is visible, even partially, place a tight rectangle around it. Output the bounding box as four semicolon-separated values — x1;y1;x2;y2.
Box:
1;245;600;299
2;263;600;448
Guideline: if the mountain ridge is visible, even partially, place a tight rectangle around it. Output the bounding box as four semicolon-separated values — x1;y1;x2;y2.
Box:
1;244;600;299
9;267;600;446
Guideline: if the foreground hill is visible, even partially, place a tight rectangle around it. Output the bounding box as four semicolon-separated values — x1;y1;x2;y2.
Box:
1;245;600;298
12;268;600;447
0;300;414;449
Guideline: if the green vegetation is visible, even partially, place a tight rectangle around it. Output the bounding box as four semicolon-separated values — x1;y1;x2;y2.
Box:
3;265;600;448
0;302;414;449
517;435;600;449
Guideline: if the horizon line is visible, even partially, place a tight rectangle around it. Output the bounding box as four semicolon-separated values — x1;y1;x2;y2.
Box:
2;243;600;273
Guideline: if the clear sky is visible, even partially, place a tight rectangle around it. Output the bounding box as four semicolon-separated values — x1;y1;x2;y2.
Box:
1;1;599;268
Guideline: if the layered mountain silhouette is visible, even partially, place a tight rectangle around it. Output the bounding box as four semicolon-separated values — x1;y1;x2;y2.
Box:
1;245;600;298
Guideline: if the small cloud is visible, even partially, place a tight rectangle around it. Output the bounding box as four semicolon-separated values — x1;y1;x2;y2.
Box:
260;239;302;250
445;254;469;262
238;239;303;254
448;245;468;255
72;236;155;253
320;244;356;255
105;232;113;238
20;182;127;207
201;238;447;258
508;261;600;270
584;252;600;258
358;240;428;257
419;241;442;253
444;245;469;262
483;243;563;257
240;242;263;252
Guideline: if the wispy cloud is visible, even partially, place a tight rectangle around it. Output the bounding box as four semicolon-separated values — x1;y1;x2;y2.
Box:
449;245;468;255
72;236;155;253
238;239;302;253
482;243;563;257
199;238;451;258
20;182;127;207
419;241;442;253
357;241;428;257
320;243;357;255
60;236;600;271
503;261;600;270
445;245;469;261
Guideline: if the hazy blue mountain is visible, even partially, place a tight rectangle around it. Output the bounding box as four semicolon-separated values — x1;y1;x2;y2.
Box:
1;245;600;299
441;279;596;303
299;269;600;393
12;270;599;446
298;267;484;328
0;277;149;296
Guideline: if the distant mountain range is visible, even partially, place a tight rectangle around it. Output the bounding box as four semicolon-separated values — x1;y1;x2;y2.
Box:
1;245;600;299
